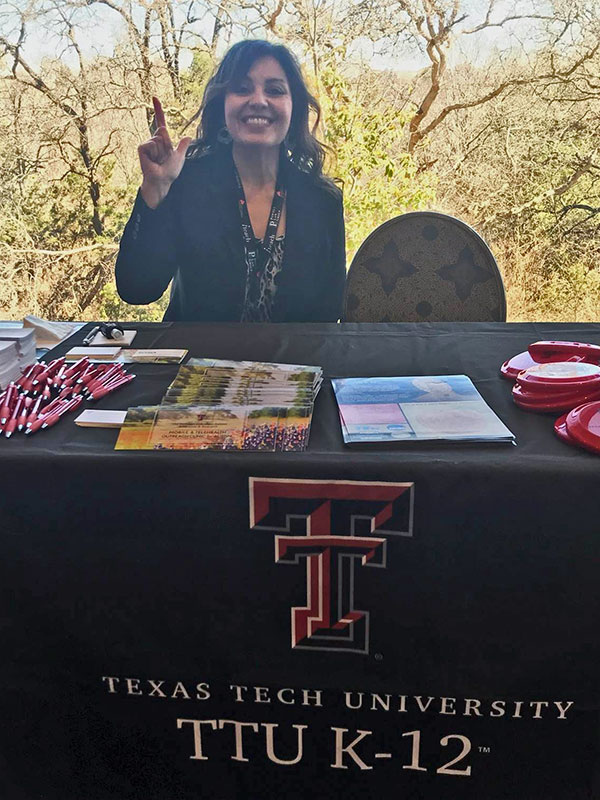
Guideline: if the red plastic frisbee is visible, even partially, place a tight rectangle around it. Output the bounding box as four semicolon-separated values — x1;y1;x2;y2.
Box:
500;351;539;381
515;380;600;398
517;361;600;392
512;384;600;413
502;341;600;382
554;413;576;447
564;401;600;453
529;340;600;364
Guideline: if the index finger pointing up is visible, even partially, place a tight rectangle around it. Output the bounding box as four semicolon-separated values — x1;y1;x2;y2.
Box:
152;96;167;131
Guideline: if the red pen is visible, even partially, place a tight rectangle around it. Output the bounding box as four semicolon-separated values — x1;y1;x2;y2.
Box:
38;395;66;416
89;363;122;386
29;361;55;388
85;368;124;397
52;365;68;389
47;398;74;416
4;395;24;438
33;396;83;433
63;357;90;382
26;394;46;430
89;373;135;400
54;395;80;413
18;376;34;395
17;363;38;392
57;395;83;416
17;396;32;431
0;384;16;424
42;356;67;380
78;365;101;388
96;369;130;389
89;372;134;399
41;412;64;431
27;415;51;435
0;389;6;433
70;381;84;397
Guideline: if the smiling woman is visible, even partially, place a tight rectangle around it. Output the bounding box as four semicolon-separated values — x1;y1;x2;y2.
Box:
115;40;346;323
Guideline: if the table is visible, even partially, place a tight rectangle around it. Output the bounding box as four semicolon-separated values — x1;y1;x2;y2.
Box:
1;321;598;799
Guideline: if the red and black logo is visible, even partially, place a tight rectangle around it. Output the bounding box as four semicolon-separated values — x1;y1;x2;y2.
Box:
249;478;414;654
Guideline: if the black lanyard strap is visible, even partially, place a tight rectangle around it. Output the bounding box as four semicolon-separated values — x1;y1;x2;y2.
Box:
233;166;286;278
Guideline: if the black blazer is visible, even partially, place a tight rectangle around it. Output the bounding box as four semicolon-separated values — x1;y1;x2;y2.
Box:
115;149;346;322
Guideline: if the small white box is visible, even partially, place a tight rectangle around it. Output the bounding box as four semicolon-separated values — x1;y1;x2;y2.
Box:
75;410;127;428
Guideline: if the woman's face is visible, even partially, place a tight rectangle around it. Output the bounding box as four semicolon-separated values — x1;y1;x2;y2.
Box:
224;56;293;150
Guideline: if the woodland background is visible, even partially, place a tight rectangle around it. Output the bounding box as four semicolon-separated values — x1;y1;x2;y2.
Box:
0;0;598;322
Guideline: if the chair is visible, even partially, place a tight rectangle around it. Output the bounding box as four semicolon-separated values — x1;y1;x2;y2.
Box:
343;212;506;322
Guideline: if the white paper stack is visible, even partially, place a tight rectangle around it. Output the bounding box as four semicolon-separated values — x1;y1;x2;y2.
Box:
66;346;122;361
0;340;21;388
22;315;78;348
0;328;36;372
75;409;127;428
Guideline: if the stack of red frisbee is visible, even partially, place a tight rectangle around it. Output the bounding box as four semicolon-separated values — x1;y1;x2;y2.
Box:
500;340;600;453
512;361;600;413
555;401;600;453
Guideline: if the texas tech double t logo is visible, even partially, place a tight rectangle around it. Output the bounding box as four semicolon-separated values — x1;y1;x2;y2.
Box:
249;478;414;654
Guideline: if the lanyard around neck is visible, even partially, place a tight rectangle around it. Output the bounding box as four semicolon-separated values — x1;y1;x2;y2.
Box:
233;166;286;276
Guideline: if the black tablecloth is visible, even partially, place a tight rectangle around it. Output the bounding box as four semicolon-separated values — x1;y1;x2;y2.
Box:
1;322;599;799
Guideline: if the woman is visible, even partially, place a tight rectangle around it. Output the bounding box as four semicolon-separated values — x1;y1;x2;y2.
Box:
115;39;346;322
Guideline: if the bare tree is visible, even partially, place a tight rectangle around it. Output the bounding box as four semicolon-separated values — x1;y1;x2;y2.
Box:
344;0;598;156
77;0;214;129
0;2;114;234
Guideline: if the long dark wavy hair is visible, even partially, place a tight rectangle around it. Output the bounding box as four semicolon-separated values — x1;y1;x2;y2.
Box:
186;40;331;185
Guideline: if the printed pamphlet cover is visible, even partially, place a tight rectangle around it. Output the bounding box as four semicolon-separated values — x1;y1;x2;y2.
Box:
331;375;515;444
148;405;312;452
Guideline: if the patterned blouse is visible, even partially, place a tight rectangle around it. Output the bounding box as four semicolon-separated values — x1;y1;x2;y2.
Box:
240;235;285;323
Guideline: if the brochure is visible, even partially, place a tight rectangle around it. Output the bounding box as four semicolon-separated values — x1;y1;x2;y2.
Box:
332;375;515;444
114;358;321;452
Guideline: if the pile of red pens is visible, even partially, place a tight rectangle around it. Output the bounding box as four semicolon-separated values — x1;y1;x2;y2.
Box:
0;356;135;438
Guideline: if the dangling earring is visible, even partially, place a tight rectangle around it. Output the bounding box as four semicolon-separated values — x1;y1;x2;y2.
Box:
217;126;232;145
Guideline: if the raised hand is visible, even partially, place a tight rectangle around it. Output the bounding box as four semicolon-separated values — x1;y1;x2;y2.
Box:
139;97;192;209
